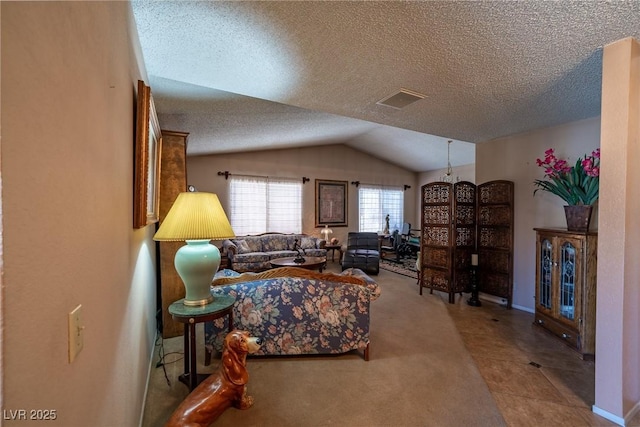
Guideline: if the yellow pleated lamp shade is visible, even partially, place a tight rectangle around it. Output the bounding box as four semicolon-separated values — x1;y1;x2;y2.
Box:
153;192;235;241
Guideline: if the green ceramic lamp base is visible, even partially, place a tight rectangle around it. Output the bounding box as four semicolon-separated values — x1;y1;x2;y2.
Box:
174;240;221;306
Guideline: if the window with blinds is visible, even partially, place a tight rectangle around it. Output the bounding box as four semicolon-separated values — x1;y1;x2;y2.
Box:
229;176;302;235
358;185;404;233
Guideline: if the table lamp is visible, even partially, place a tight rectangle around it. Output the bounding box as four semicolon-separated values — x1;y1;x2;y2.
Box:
321;225;333;242
154;192;235;306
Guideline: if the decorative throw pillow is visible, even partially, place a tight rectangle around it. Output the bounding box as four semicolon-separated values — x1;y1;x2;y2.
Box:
245;238;262;252
234;239;251;254
300;237;316;249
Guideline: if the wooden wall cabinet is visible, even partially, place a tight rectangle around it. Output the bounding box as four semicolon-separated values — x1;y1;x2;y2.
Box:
158;130;189;338
534;228;597;359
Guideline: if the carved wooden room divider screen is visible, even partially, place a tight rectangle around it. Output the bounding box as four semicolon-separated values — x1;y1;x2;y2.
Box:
477;180;514;308
419;182;454;301
420;180;513;307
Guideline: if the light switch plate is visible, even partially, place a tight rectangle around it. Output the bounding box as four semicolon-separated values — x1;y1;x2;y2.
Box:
68;304;84;363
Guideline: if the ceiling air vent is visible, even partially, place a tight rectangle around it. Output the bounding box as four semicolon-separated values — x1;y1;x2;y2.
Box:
376;88;426;109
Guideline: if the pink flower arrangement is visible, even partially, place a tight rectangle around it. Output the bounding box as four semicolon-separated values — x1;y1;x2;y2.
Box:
534;148;600;205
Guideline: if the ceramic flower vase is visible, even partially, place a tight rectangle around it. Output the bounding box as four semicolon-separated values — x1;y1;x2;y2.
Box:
564;205;592;232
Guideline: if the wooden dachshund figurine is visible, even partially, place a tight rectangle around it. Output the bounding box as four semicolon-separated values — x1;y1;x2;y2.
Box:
165;330;262;427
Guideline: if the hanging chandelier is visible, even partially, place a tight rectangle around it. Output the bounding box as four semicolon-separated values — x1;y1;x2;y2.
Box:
441;140;459;183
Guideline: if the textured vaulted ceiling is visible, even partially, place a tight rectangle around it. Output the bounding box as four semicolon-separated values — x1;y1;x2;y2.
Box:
132;1;640;172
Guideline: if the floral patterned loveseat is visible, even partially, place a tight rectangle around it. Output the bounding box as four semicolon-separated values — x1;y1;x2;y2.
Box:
223;233;327;273
204;267;380;362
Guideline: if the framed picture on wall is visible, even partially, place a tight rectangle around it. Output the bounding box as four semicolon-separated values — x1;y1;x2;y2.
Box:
315;179;348;227
133;80;163;229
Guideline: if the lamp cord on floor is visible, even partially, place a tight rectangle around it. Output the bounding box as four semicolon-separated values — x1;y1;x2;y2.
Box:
154;333;171;386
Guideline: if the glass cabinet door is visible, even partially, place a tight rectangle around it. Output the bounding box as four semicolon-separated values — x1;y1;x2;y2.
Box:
534;230;593;357
538;238;553;310
559;241;576;321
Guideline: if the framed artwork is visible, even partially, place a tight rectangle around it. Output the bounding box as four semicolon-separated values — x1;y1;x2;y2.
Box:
315;179;348;227
133;80;163;229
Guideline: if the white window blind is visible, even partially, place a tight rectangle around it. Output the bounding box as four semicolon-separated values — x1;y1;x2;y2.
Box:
229;176;302;235
358;185;404;233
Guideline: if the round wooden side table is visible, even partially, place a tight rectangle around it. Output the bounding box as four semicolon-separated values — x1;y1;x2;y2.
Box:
168;295;235;391
324;244;343;262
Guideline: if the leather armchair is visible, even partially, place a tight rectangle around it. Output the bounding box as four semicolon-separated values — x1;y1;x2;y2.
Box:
341;232;380;275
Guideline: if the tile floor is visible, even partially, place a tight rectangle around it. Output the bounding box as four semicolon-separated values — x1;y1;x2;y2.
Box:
441;293;640;427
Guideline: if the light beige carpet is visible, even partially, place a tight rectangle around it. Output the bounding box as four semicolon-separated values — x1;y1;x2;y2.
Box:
142;265;505;426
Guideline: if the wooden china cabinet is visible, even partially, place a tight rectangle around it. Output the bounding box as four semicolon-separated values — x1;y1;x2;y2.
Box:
534;228;597;359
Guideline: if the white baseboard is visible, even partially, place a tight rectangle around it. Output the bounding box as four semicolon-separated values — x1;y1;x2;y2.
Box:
139;330;159;427
592;401;640;426
477;293;534;313
628;401;640;425
478;293;507;306
593;405;625;426
512;303;534;314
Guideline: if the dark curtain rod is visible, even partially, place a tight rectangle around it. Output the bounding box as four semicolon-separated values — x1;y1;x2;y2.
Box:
350;181;411;191
217;171;310;183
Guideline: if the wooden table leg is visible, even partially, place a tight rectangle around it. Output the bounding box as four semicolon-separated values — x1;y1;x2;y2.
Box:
182;323;189;378
169;296;236;392
227;310;233;334
188;322;197;391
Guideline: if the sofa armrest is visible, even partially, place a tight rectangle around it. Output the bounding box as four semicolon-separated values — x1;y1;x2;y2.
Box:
318;239;327;249
339;268;381;300
222;239;237;257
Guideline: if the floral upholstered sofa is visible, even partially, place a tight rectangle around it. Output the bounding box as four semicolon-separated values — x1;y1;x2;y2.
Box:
223;233;327;272
204;267;380;362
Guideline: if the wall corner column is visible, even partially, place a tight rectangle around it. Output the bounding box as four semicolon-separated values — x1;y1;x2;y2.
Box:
595;36;640;425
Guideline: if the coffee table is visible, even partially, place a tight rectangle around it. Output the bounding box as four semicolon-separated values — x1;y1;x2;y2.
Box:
270;256;326;272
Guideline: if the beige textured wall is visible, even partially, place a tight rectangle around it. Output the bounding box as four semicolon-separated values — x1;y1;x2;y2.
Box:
186;144;418;245
476;117;601;311
595;37;640;422
2;3;156;426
